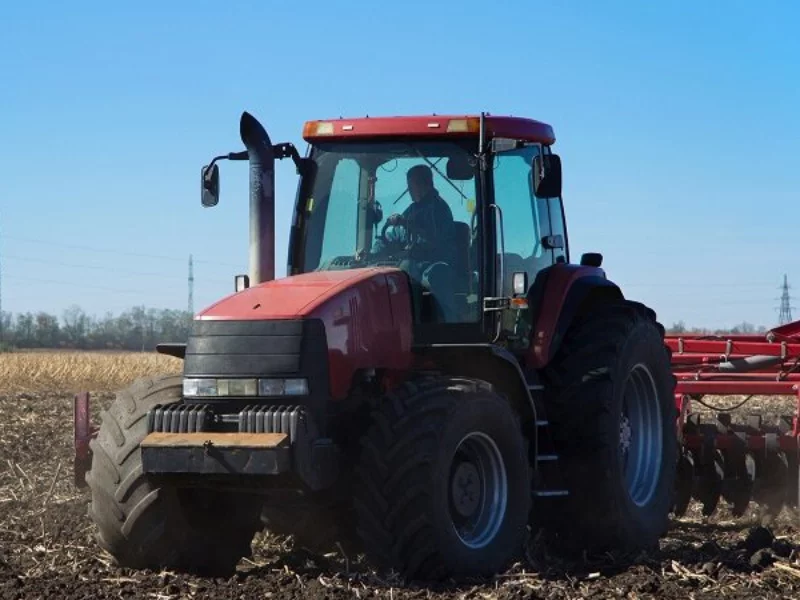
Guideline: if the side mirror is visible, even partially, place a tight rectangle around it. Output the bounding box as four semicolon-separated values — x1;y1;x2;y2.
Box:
532;154;562;198
201;164;219;207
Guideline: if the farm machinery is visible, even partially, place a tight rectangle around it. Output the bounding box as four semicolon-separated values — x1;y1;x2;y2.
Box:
668;323;800;520
72;110;797;582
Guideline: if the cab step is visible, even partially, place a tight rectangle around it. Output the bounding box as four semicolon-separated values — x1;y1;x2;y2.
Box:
525;374;571;503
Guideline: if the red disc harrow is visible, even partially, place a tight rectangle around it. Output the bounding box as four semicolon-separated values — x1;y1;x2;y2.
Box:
667;319;800;519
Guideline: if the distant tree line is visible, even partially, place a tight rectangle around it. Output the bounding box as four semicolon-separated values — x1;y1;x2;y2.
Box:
666;320;769;335
0;305;193;351
0;305;778;352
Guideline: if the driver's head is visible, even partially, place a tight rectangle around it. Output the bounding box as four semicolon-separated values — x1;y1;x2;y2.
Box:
407;165;434;203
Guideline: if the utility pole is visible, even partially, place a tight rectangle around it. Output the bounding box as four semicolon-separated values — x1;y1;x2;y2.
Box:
188;254;194;316
778;274;794;325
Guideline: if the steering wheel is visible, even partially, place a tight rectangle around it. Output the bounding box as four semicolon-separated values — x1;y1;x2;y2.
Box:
379;219;409;250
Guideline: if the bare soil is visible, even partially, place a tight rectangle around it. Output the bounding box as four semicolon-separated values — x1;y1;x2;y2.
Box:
2;389;800;599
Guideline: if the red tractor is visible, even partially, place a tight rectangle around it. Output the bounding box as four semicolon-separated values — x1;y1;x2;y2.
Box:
75;111;679;580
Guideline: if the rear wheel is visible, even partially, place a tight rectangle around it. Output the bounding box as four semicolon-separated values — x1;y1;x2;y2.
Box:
86;375;264;576
541;300;677;554
353;376;532;581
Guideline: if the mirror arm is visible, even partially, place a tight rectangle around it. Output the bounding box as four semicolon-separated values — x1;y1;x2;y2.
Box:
208;143;307;175
273;142;311;176
203;151;248;178
202;142;309;196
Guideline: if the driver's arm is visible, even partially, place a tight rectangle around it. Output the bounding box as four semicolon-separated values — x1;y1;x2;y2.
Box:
412;200;454;248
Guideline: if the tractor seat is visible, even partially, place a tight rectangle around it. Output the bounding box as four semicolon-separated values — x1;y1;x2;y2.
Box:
417;221;472;323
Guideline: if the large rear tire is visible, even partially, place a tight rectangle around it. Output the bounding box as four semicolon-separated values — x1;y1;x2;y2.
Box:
353;376;532;581
86;375;264;576
541;300;677;554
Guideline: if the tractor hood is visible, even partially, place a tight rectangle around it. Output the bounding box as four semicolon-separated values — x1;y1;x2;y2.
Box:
196;267;402;320
192;266;414;399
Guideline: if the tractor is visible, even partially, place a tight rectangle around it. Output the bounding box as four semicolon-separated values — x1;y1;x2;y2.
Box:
75;111;678;580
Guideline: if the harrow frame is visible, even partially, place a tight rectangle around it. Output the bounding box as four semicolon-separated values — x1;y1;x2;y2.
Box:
667;319;800;519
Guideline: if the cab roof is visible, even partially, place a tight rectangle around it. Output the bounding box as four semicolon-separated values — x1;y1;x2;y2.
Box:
302;114;555;145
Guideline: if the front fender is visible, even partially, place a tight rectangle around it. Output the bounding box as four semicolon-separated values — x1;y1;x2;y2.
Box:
412;343;538;434
526;264;623;369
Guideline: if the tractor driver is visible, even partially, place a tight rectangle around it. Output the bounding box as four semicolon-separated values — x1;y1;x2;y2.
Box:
384;164;458;321
386;164;456;266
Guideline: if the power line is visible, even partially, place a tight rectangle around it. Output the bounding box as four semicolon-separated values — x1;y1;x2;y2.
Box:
3;274;168;296
3;253;231;285
778;274;794;325
3;234;242;268
622;282;777;288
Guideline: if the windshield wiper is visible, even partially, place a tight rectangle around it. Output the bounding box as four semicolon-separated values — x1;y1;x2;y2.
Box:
407;144;471;204
391;156;445;205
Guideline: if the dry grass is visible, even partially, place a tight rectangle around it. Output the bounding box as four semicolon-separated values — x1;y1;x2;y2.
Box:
0;351;183;394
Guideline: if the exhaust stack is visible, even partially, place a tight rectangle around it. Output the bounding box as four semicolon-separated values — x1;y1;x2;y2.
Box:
239;111;275;285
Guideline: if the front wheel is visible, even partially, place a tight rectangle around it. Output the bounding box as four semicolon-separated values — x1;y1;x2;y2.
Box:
353;376;532;581
541;300;678;554
86;375;264;576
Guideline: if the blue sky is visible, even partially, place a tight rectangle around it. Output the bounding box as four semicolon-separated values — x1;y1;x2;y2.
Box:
2;1;798;330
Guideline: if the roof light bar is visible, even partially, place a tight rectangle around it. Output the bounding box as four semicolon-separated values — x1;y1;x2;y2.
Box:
446;118;479;133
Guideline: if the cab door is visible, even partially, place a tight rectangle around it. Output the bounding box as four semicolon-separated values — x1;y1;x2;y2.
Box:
489;143;559;346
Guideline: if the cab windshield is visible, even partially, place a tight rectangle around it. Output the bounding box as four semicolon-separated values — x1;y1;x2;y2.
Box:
293;139;480;323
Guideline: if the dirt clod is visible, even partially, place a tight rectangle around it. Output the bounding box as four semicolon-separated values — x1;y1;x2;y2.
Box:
751;548;777;569
773;538;794;558
700;540;723;556
745;526;776;553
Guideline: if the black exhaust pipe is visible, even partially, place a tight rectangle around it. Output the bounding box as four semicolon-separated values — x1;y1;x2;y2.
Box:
239;111;275;285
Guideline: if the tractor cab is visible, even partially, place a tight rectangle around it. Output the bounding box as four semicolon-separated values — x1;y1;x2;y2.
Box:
203;113;570;348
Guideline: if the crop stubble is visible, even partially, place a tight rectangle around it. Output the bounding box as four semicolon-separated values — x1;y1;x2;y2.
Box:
1;352;800;599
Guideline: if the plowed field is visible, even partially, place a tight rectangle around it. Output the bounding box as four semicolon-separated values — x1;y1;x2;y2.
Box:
1;352;799;599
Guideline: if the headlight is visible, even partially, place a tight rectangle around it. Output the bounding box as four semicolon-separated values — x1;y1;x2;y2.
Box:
183;378;217;397
183;377;309;397
218;378;258;396
258;378;309;397
283;378;309;396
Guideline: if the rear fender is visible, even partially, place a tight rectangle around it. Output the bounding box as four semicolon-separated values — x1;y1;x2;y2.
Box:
526;264;623;369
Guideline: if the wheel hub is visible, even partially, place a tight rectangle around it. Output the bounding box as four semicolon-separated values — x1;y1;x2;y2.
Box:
447;432;508;550
621;364;664;508
451;461;481;517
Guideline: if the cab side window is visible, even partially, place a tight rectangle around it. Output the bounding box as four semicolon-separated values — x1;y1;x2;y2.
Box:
539;147;567;264
492;145;553;297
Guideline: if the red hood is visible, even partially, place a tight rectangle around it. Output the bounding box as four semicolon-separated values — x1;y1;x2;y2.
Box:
196;267;401;320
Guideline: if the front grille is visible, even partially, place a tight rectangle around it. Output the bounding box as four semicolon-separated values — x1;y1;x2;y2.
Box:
181;318;330;435
147;402;308;444
148;403;213;433
238;405;304;441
